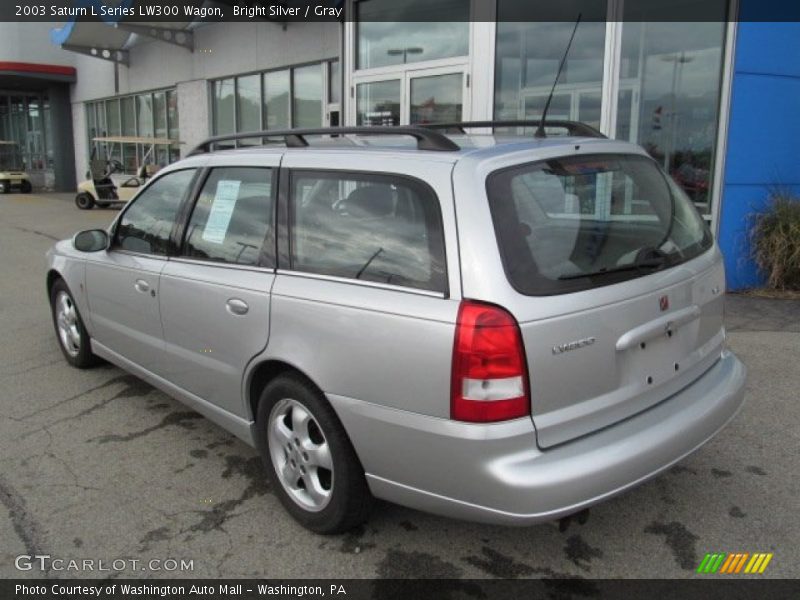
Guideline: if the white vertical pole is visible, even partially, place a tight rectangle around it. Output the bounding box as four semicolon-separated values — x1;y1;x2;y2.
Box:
600;0;623;138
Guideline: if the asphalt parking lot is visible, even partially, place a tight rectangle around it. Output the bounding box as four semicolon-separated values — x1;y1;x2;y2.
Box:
1;192;799;580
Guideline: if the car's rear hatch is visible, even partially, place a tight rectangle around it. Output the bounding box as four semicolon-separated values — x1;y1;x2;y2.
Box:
518;261;726;447
480;150;726;447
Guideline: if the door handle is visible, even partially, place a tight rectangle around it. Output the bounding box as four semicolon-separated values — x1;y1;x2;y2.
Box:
226;298;249;316
134;279;150;293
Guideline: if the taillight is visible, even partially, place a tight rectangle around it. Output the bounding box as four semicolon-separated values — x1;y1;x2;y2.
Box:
451;300;530;422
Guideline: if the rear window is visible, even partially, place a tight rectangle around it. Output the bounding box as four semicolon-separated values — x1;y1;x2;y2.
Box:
486;153;712;295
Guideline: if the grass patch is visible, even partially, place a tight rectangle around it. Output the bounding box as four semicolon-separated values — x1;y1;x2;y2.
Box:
749;190;800;291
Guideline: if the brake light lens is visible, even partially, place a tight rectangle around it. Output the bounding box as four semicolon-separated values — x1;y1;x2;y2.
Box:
451;300;530;422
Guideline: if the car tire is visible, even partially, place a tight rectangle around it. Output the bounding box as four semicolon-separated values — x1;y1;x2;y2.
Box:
75;193;95;210
20;180;32;193
255;374;372;534
50;279;100;368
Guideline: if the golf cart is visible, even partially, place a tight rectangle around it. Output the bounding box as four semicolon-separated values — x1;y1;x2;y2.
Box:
0;141;32;194
75;136;181;209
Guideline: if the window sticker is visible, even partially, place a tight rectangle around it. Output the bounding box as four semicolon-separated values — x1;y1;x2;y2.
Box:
202;180;241;244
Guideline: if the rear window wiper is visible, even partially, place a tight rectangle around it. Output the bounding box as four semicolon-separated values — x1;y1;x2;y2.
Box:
355;247;383;279
558;256;667;281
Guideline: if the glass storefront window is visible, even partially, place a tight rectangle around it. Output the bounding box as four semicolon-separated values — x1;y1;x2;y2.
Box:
212;62;332;135
293;64;323;128
43;98;53;169
329;61;341;104
0;94;52;173
410;73;463;124
105;98;120;136
263;70;290;130
153;91;167;139
0;97;8;140
166;90;180;162
86;88;178;172
104;98;122;166
95;101;107;138
136;94;153;138
356;0;469;69
356;80;401;126
120;97;135;135
494;17;607;128
616;19;727;213
237;74;261;133
213;78;235;135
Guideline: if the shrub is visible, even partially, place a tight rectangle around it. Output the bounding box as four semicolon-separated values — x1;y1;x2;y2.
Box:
749;190;800;290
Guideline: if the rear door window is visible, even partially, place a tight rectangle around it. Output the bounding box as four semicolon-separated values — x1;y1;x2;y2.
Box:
182;167;273;266
486;153;712;295
288;171;447;293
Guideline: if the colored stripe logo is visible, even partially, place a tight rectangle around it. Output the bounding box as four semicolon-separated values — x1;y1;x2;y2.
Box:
697;552;773;574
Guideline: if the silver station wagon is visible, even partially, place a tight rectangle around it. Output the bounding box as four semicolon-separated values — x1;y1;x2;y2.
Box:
46;122;746;533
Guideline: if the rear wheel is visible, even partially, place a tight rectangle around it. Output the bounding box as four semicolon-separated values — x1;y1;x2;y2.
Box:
20;180;32;193
50;279;100;368
255;375;372;534
75;192;95;210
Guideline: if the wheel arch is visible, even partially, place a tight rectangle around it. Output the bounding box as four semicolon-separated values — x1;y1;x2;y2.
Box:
246;359;325;423
46;268;63;298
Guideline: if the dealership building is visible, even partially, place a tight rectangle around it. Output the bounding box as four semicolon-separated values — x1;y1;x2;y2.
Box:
0;0;798;289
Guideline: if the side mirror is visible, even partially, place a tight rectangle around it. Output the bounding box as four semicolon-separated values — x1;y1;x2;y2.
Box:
73;229;109;253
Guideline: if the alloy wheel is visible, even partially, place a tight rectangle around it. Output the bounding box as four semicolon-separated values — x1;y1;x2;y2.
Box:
55;291;81;357
268;398;334;512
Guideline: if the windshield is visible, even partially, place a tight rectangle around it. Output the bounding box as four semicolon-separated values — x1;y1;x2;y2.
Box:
486;153;712;295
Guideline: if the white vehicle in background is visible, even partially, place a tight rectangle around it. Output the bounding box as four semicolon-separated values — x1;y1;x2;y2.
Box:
0;141;32;194
75;136;181;209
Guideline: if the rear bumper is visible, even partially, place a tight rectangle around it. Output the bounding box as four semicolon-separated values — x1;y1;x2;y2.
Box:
328;350;746;525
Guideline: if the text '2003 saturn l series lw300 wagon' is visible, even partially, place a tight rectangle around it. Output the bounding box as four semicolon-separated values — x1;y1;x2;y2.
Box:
46;121;746;534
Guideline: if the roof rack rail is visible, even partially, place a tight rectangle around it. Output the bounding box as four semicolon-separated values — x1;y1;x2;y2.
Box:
420;120;606;139
188;126;461;156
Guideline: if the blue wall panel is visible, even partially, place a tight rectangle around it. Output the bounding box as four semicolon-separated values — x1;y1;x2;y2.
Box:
719;18;800;289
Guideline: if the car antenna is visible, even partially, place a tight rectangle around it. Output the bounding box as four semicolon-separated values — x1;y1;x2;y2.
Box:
535;14;582;139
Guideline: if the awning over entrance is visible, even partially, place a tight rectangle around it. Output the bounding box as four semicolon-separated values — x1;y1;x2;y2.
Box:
50;21;195;66
50;21;132;65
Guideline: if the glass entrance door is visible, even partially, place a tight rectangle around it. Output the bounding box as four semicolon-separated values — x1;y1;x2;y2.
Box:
355;66;467;126
408;71;465;124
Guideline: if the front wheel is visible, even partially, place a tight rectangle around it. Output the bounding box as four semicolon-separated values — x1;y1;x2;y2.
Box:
255;375;372;534
75;192;95;210
50;279;100;368
20;180;32;193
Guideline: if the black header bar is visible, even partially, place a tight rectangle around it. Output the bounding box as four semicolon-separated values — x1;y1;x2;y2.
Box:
3;0;800;23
